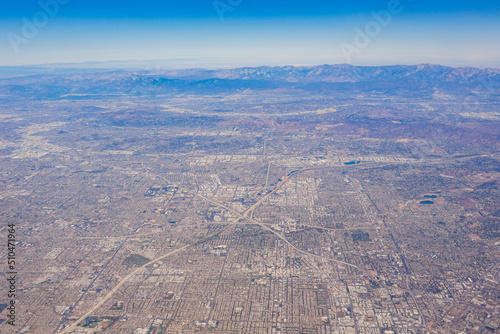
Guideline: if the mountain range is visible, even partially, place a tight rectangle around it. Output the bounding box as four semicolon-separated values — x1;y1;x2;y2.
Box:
0;64;498;98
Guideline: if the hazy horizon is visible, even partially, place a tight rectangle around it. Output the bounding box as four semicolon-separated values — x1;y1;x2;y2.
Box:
2;59;500;72
1;0;500;68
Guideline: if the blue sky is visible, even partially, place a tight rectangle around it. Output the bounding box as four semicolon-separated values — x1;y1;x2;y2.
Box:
1;0;499;67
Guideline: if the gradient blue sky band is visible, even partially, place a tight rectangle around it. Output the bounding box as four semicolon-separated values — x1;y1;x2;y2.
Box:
2;0;500;19
1;0;499;67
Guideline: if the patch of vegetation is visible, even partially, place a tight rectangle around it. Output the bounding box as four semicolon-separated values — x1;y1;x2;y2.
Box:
163;291;175;300
351;230;371;242
78;317;117;329
193;229;225;246
122;254;151;267
110;301;124;310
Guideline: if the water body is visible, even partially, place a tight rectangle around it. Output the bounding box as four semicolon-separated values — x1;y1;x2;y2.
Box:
424;195;437;198
420;200;434;205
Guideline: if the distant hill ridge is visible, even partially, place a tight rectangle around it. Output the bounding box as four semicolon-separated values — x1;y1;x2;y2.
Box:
167;64;500;84
0;64;498;97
